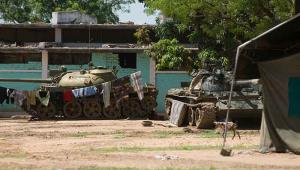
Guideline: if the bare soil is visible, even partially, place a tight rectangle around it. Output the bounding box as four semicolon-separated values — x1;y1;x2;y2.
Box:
0;119;299;170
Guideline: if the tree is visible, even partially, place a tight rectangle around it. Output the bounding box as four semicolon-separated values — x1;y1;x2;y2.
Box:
0;0;135;23
146;39;192;71
143;0;295;68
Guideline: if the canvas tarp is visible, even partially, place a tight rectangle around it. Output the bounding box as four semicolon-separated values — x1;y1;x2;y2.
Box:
258;52;300;154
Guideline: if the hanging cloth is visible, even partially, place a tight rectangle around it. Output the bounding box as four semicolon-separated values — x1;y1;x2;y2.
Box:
84;86;98;96
36;91;50;106
64;90;73;102
14;91;27;107
27;90;36;106
0;87;7;104
130;71;144;100
72;86;97;98
7;89;15;104
102;82;111;108
72;88;84;98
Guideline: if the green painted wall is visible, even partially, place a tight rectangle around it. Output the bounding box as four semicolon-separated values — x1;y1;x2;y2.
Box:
92;53;150;83
155;72;192;113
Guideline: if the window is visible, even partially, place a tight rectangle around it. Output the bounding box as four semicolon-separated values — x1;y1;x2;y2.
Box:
118;53;137;68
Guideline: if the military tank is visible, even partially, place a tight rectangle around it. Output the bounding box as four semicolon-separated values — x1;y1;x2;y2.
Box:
165;68;262;129
0;65;157;120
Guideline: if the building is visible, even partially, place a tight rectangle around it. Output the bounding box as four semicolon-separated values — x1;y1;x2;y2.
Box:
0;20;196;115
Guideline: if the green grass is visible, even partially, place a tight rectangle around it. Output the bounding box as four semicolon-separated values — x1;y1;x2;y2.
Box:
152;130;223;139
197;130;221;138
0;152;27;159
68;132;99;138
93;144;258;153
113;130;126;139
67;130;127;138
152;130;185;138
79;167;216;170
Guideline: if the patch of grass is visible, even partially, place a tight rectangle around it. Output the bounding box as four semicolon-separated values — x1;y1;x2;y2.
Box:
68;132;95;138
152;131;185;138
0;152;27;159
93;144;258;153
197;130;220;138
113;130;126;139
79;167;216;170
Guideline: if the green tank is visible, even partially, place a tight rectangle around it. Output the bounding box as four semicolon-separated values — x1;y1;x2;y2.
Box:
165;69;262;129
0;65;158;120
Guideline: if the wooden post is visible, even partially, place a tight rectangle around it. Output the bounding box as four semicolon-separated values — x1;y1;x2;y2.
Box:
42;50;49;79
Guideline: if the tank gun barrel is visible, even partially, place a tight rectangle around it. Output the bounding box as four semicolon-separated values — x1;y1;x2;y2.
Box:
234;79;260;86
0;78;53;83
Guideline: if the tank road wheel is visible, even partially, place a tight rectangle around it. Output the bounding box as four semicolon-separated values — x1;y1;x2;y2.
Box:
103;102;121;119
141;96;157;113
36;102;56;119
195;103;216;129
83;101;102;119
64;101;82;119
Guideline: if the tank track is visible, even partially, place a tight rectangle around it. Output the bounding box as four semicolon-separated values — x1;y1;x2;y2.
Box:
165;99;216;129
194;102;216;129
26;86;158;120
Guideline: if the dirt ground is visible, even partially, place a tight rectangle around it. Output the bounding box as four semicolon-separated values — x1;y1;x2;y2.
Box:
0;119;299;170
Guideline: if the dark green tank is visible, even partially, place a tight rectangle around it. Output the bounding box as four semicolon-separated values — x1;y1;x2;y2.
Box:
165;69;262;129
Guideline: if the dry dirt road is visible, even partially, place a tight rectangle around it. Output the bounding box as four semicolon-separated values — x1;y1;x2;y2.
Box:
0;119;299;170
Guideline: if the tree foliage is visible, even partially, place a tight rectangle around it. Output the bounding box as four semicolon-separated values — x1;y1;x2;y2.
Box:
134;26;152;46
0;0;134;23
143;0;295;69
146;39;191;71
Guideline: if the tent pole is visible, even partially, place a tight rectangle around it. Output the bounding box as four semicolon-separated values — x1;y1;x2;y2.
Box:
222;41;251;149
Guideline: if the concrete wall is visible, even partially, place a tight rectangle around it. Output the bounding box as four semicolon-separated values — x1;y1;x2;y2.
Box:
155;71;192;113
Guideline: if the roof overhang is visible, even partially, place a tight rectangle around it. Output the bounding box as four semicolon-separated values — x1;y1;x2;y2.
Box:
0;46;199;54
236;13;300;79
0;23;154;29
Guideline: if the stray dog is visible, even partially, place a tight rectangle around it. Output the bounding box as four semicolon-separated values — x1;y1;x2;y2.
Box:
214;121;240;140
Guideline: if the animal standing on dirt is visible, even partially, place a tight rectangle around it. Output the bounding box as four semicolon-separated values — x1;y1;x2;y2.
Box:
214;121;241;140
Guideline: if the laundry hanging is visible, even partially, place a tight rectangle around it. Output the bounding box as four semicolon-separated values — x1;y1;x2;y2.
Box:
0;86;15;104
130;71;144;100
102;81;111;108
36;91;50;106
72;86;98;98
14;91;27;107
64;90;73;102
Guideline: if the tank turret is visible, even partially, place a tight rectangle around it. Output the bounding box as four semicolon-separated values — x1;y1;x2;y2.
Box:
0;66;117;88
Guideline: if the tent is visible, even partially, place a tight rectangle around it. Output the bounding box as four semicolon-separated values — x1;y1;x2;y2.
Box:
235;13;300;154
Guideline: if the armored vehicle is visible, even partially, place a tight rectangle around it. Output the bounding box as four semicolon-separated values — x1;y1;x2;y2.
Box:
165;69;262;129
0;65;157;120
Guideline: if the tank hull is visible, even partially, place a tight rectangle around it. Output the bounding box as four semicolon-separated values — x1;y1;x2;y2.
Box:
24;85;158;120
